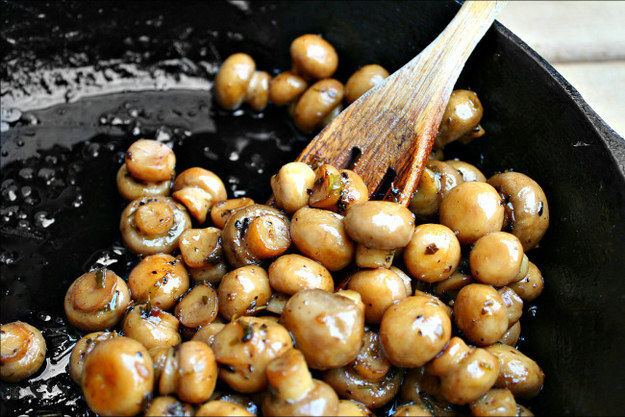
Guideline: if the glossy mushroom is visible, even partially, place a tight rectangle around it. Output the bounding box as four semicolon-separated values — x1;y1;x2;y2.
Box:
122;303;181;350
173;167;227;224
293;79;344;133
345;64;389;104
0;321;46;382
125;139;176;183
81;336;153;416
64;268;131;331
120;196;192;255
290;34;338;80
128;253;189;310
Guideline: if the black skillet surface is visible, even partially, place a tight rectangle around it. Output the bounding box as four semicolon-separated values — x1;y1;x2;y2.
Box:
2;1;625;416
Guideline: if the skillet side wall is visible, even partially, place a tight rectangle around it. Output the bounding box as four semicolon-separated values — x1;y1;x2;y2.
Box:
2;1;625;415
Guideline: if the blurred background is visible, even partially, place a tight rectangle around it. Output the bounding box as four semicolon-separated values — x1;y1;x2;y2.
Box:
498;1;625;138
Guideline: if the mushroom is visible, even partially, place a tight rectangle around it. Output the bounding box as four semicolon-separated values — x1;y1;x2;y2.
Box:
128;253;189;310
470;232;529;287
345;64;390;104
64;268;131;331
158;341;218;403
222;204;291;268
379;295;451;367
439;181;504;245
173;167;227;224
393;403;433;416
337;400;375;417
174;284;219;329
81;336;153;416
262;349;340;416
290;34;339;80
0;321;46;382
323;332;403;409
509;261;544;302
426;337;500;405
268;254;334;295
120;196;192;255
211;316;292;393
122;303;181;350
270;162;316;215
281;289;364;370
344;201;415;250
178;227;228;284
210;197;255;229
308;164;369;214
403;223;461;283
269;71;308;106
145;396;194;416
409;160;464;220
355;244;395;269
434;89;485;149
290;207;355;271
347;268;409;324
191;322;226;347
470;388;521;417
214;53;271;111
454;283;508;347
116;162;173;201
125;139;176;183
196;400;255;416
293;79;344;133
400;367;458;416
69;331;118;383
485;344;545;399
217;265;272;321
487;171;549;251
434;271;474;301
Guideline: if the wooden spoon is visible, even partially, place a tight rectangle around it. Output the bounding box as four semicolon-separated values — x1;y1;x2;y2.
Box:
295;0;506;205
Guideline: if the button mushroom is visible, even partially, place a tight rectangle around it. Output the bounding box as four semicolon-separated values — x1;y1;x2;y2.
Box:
158;341;218;403
409;160;464;220
81;336;153;416
222;204;291;268
323;332;403;409
145;396;194;416
434;89;485;149
122;303;181;350
69;331;118;383
345;64;390;104
404;223;461;283
454;283;508;347
178;227;228;284
217;265;272;321
269;71;309;106
470;232;529;287
128;253;189;311
116;162;173;201
344;201;415;251
379;295;451;368
262;349;340;416
174;284;219;329
290;207;355;271
426;337;500;405
173;167;227;224
293;79;344;133
214;53;271;111
64;268;131;331
281;289;365;370
290;34;339;80
210;197;255;229
120;196;192;255
0;321;46;382
347;268;409;324
125;139;176;183
211;316;292;393
487;171;549;251
268;254;334;295
439;181;504;245
485;344;545;399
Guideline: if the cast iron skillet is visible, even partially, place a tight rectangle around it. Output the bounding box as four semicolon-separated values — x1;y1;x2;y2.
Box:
1;1;625;416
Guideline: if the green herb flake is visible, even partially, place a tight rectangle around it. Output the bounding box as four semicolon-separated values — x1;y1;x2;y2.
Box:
241;324;254;343
95;269;106;288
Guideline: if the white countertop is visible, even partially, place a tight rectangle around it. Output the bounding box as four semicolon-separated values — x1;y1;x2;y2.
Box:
498;1;625;138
